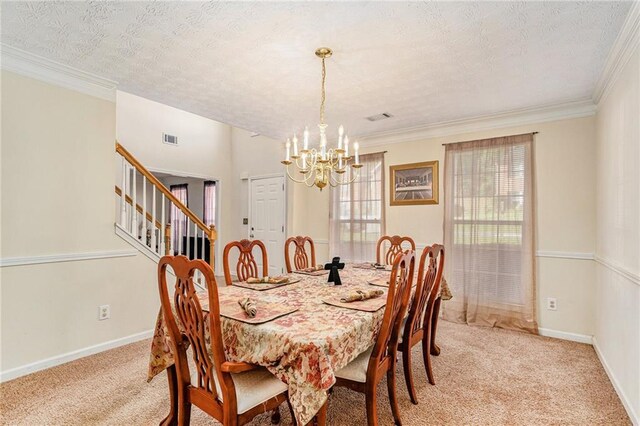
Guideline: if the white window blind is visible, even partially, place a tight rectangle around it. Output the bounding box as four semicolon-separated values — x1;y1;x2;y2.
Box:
442;134;537;333
329;152;385;262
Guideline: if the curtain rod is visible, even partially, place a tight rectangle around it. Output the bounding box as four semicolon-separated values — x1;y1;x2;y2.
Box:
362;150;388;155
441;132;538;146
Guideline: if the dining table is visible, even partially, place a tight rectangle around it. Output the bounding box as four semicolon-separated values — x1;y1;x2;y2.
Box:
147;263;442;425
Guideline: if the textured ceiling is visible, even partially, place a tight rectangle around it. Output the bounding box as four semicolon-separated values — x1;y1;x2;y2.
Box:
0;1;632;141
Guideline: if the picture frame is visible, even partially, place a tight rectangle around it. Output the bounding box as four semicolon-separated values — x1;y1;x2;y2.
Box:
389;160;439;206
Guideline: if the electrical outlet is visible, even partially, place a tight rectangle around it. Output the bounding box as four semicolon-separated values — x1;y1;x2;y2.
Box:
99;304;111;320
547;297;557;311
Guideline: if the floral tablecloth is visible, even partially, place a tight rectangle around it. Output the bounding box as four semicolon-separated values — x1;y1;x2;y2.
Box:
147;265;390;425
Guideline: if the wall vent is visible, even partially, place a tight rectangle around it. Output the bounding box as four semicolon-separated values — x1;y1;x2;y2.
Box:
163;133;178;145
365;112;393;122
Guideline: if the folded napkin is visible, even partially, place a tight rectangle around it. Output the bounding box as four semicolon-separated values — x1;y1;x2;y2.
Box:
301;265;324;273
440;277;453;300
340;289;384;303
246;276;289;284
238;297;257;318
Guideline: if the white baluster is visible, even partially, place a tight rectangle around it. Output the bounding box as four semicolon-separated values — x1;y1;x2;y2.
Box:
178;210;183;256
131;169;137;237
193;222;198;260
151;186;157;253
142;176;147;246
120;158;127;226
160;194;166;255
201;228;205;263
186;217;191;259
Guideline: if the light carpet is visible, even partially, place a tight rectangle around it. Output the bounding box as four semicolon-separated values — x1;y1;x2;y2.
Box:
0;321;629;425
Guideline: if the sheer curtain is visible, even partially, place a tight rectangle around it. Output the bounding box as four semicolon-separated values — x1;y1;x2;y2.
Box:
170;184;188;255
442;133;537;333
329;152;385;262
203;181;216;227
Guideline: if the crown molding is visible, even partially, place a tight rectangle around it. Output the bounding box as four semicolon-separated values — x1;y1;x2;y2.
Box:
358;99;596;148
592;2;640;105
0;43;118;102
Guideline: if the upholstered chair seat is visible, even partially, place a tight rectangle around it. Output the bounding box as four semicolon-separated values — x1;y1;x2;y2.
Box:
335;347;374;383
191;367;288;414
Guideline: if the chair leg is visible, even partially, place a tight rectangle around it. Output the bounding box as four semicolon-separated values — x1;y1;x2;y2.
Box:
387;363;402;426
422;329;435;385
176;387;191;426
365;383;379;426
270;407;281;424
401;346;418;405
430;297;442;356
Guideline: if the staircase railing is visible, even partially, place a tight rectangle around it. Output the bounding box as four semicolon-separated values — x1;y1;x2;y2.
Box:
115;142;217;271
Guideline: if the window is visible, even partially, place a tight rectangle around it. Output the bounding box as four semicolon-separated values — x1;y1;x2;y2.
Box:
442;134;537;333
203;181;216;227
329;152;385;262
170;184;188;255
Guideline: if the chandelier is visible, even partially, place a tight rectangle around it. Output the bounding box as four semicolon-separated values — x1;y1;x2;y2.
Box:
281;47;361;190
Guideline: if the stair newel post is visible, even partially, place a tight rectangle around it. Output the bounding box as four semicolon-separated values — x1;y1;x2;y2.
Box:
165;222;172;256
120;158;128;227
208;224;217;272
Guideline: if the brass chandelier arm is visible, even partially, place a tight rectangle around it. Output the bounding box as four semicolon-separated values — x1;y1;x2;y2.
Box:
329;169;359;187
285;164;316;187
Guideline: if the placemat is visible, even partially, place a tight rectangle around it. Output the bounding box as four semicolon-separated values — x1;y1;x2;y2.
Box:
293;268;328;276
322;290;387;312
352;263;392;271
216;299;299;324
233;277;300;291
368;277;390;287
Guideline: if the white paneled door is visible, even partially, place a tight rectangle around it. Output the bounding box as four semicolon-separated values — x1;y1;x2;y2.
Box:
249;176;286;276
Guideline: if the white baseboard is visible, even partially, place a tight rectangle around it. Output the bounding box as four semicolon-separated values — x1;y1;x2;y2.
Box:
538;327;593;344
592;337;639;425
0;329;154;383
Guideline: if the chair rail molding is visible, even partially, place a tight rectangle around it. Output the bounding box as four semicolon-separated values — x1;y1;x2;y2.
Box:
592;1;640;104
0;43;118;101
357;99;596;148
0;249;137;268
594;255;640;286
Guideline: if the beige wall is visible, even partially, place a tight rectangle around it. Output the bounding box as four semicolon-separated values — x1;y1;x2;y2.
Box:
294;116;598;336
1;71;159;372
594;43;640;422
229;127;299;244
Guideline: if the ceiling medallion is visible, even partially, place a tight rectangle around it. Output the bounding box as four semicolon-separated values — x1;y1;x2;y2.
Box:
281;47;361;190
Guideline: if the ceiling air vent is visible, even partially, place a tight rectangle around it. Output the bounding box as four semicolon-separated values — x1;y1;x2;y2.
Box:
163;133;178;145
365;112;393;122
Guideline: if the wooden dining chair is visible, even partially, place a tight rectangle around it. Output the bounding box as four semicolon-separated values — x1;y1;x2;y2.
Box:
223;239;268;286
284;236;316;273
399;244;444;404
376;235;416;265
157;255;289;426
333;250;415;426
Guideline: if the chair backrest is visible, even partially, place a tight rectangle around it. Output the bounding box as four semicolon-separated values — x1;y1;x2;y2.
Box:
157;255;228;409
368;250;415;373
223;239;268;286
284;236;316;273
376;235;416;265
404;244;445;341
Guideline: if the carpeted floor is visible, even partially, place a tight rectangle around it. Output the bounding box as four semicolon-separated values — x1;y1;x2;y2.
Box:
0;321;629;425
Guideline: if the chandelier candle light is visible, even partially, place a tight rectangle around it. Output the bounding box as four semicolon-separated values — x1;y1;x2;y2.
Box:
282;47;362;190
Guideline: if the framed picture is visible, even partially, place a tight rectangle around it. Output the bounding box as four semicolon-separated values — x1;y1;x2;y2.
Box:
389;161;439;206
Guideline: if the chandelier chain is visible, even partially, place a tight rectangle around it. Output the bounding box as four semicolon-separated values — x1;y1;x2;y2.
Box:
320;57;326;124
